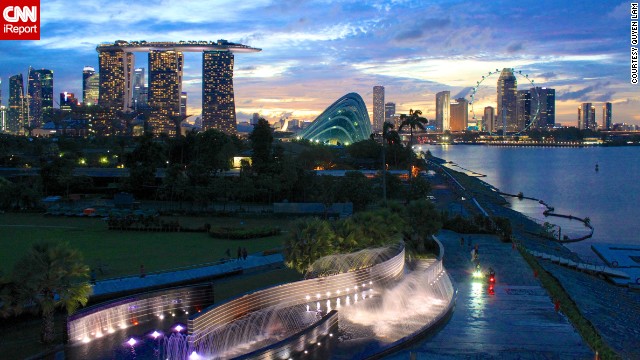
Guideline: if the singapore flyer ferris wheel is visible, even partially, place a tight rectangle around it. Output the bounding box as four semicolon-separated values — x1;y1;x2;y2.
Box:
468;68;541;135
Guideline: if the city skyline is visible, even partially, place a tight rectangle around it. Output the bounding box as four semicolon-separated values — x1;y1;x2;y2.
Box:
0;0;637;126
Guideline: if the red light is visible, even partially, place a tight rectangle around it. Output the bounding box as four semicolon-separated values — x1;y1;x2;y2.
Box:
489;276;495;283
488;284;495;295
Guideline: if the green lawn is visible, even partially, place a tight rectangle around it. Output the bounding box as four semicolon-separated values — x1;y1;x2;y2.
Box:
0;213;293;278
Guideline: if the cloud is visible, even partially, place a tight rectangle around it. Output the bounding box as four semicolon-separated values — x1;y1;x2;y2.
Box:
557;82;613;101
506;43;523;53
394;18;451;41
538;72;557;79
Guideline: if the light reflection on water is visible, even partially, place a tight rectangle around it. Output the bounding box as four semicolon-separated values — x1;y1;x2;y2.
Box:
421;145;640;255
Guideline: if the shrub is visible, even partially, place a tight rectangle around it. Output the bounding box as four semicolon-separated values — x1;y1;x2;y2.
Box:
209;226;281;240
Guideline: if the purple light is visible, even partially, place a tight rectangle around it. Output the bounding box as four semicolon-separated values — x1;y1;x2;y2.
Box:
151;331;161;339
127;338;136;346
174;325;184;332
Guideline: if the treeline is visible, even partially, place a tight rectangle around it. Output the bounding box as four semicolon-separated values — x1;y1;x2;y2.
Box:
0;118;431;210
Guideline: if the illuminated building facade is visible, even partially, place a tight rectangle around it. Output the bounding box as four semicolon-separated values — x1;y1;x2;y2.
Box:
497;68;518;132
83;66;100;106
27;68;42;128
132;67;147;110
449;97;468;131
8;74;25;134
33;69;53;115
435;91;450;132
603;102;612;130
148;50;184;136
180;92;187;116
533;87;555;128
60;92;78;112
299;93;372;145
516;90;531;131
99;50;135;111
202;50;235;134
372;86;385;132
578;102;596;130
384;102;395;126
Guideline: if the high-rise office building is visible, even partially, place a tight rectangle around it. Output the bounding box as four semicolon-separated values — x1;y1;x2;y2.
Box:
132;67;148;110
180;92;187;116
384;102;395;126
516;90;531;131
603;102;612;130
148;50;184;136
8;74;25;134
33;69;53;116
202;50;236;134
449;97;468;131
435;91;450;132
483;106;496;133
27;68;43;128
497;68;518;132
99;50;135;112
372;86;385;132
83;66;100;106
578;103;596;130
531;87;555;128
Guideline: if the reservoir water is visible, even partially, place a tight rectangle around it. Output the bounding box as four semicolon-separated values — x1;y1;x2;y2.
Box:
419;145;640;258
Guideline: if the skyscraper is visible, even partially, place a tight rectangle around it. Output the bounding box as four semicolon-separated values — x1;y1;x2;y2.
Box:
99;50;135;112
449;97;468;131
531;87;555;128
83;66;100;106
373;86;385;132
148;50;184;136
132;67;147;110
435;91;450;132
33;69;53;116
384;102;396;127
603;102;612;130
578;103;596;130
180;92;187;116
516;89;531;131
497;68;518;132
202;50;236;134
8;74;25;134
483;106;496;132
27;68;43;128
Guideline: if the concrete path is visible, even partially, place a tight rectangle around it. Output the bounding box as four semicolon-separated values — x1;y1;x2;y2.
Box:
90;253;284;297
386;230;593;359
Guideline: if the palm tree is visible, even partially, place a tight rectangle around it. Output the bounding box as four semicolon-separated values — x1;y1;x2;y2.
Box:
381;121;395;205
12;242;92;344
399;109;428;188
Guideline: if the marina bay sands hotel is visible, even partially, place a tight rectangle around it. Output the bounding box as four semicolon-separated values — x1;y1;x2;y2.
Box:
97;40;261;135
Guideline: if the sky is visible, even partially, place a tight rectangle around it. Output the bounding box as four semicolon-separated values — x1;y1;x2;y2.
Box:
0;0;638;126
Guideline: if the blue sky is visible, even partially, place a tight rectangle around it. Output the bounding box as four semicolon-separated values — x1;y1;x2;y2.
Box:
0;0;637;126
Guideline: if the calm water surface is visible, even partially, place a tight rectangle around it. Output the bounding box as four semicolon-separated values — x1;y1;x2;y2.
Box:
420;145;640;257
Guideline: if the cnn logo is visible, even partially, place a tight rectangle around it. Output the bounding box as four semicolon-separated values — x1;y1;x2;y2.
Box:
1;0;40;40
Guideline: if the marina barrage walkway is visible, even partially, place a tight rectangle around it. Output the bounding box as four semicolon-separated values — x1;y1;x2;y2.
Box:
387;230;593;359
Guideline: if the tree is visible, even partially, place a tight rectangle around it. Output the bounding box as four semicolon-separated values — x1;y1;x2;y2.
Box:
405;200;442;253
249;118;274;174
335;171;374;211
381;121;395;204
284;218;335;274
12;242;92;344
399;109;428;189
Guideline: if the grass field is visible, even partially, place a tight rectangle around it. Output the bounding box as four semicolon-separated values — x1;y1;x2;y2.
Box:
0;212;293;278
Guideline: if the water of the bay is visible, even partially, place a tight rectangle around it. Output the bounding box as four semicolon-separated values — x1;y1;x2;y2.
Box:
418;145;640;259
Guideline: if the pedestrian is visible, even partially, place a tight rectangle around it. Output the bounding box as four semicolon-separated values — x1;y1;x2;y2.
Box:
140;264;146;278
242;247;248;260
460;237;464;246
225;248;231;258
470;248;476;262
237;247;242;261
